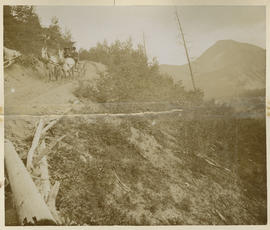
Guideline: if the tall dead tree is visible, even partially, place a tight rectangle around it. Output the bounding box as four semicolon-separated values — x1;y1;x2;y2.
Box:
175;9;196;91
142;32;147;58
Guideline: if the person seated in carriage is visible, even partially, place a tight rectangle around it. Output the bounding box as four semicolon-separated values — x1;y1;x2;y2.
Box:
63;47;72;58
71;47;79;68
64;46;79;69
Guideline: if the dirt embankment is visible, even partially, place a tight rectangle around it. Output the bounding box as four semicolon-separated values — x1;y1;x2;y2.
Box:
4;60;105;225
4;61;267;225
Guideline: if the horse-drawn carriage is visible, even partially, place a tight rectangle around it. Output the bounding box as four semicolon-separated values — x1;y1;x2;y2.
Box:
41;45;86;81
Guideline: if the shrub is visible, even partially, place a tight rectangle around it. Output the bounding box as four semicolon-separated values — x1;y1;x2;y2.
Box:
75;39;204;105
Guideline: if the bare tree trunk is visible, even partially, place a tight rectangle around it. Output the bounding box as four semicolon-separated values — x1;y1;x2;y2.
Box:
34;139;51;203
5;140;56;226
175;9;196;91
34;135;66;167
27;119;44;171
143;32;147;58
47;181;62;224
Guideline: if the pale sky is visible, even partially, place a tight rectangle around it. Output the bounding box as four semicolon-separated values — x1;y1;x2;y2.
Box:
35;6;266;65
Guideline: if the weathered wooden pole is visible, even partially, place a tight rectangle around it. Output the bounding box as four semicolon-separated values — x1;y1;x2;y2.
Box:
5;139;56;226
143;32;147;58
175;9;196;91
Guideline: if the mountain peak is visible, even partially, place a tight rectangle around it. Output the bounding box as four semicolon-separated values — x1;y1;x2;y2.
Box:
210;39;264;52
159;39;265;99
214;39;239;45
195;39;265;70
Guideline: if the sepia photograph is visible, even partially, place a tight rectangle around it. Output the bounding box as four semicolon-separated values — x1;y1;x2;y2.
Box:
3;2;268;226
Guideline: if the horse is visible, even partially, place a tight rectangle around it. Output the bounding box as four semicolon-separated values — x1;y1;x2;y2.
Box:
41;47;56;81
41;47;63;81
58;49;75;80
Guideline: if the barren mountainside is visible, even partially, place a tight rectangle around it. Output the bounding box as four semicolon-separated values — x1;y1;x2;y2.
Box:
159;40;266;99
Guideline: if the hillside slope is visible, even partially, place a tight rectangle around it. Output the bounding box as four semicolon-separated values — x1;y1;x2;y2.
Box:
160;40;266;99
5;60;266;225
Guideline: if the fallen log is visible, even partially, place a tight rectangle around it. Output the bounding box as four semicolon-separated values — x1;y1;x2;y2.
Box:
39;107;72;138
4;54;21;68
47;181;62;224
41;119;59;136
37;154;51;203
5;139;56;225
32;139;50;200
27;118;44;171
34;135;66;166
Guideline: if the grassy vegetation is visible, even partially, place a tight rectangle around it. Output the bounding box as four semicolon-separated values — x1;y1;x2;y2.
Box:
46;112;266;225
51;39;267;224
74;39;203;105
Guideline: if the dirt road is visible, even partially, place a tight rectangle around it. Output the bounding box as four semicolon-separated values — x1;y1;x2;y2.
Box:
5;61;104;116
